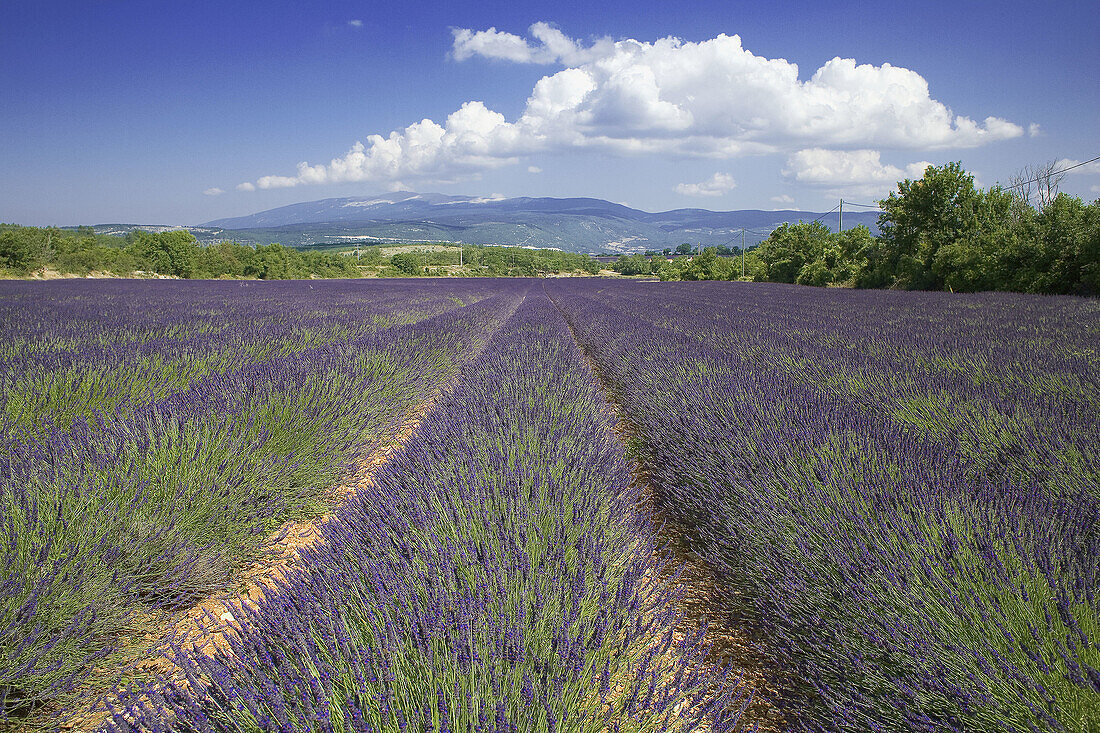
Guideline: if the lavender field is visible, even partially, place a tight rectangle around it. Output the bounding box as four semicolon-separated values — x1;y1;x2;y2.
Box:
1;279;1097;732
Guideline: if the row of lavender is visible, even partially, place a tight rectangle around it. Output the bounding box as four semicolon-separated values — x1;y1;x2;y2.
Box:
547;280;1099;731
0;280;512;723
0;279;491;438
105;289;747;732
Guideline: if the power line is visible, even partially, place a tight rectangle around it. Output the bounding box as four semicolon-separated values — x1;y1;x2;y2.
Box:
809;203;840;224
835;154;1099;210
716;226;772;248
1052;155;1100;175
1003;154;1100;190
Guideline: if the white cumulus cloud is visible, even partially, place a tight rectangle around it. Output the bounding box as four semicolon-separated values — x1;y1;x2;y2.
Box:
348;19;363;28
675;172;737;197
236;182;255;192
527;165;542;173
237;26;1022;191
454;28;1022;152
203;187;225;196
770;194;795;204
784;149;932;196
451;22;614;65
249;101;525;190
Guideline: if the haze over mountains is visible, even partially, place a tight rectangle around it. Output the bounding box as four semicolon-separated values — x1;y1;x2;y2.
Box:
101;192;882;254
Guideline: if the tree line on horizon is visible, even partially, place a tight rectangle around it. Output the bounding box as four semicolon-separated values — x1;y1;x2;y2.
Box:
614;161;1098;295
768;161;1098;294
368;245;600;277
3;161;1097;293
0;228;362;280
0;228;600;280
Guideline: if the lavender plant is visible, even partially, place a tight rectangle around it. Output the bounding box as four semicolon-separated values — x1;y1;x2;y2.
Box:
0;279;493;438
1;279;514;724
12;276;1091;731
103;290;747;732
548;280;1099;732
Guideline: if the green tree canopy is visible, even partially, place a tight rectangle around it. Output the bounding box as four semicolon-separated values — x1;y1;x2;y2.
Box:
128;230;200;278
390;251;423;276
612;253;652;276
245;243;305;279
755;221;832;284
871;162;998;289
0;227;48;272
681;248;736;281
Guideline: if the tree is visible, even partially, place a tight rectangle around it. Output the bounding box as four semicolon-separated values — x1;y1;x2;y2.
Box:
928;186;1022;292
300;250;359;279
1007;160;1067;210
481;249;507;275
681;248;736;280
675;242;693;255
875;162;989;290
612;253;652;276
129;230;199;278
1034;194;1100;294
390;252;422;276
349;246;382;266
460;246;476;268
751;221;873;287
0;228;43;271
652;258;681;281
831;225;875;286
755;221;832;283
741;249;766;280
246;243;304;279
196;242;251;278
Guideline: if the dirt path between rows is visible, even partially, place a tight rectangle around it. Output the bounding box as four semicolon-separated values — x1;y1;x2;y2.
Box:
547;291;786;733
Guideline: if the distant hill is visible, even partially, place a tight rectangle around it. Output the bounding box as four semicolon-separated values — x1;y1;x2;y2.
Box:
91;192;883;254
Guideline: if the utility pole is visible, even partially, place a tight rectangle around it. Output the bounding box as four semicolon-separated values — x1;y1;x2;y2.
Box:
459;245;463;267
838;199;843;232
740;228;745;278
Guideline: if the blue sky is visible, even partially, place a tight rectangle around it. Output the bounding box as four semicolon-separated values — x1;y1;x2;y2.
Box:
2;0;1097;225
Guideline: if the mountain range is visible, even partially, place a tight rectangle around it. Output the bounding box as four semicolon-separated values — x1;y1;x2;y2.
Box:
98;192;884;254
